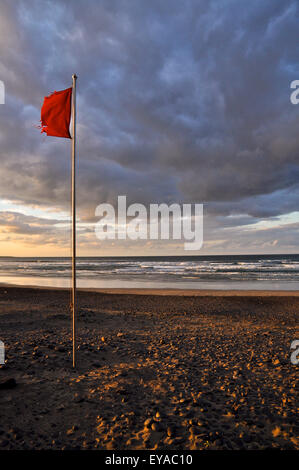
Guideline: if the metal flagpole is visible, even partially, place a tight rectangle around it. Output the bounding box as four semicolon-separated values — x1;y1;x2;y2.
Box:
71;74;77;368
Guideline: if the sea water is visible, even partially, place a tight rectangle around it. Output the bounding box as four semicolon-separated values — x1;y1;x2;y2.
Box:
0;254;299;290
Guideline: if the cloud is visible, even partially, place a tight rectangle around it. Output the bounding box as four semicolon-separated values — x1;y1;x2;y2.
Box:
0;0;299;253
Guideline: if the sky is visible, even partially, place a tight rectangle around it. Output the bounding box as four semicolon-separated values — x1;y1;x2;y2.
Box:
0;0;299;256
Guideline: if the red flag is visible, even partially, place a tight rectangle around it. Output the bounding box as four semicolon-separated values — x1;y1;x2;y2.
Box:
40;87;72;138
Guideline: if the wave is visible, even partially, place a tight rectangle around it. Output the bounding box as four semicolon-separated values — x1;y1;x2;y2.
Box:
1;255;299;284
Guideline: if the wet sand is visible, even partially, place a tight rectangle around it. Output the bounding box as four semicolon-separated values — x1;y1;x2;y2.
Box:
0;285;298;450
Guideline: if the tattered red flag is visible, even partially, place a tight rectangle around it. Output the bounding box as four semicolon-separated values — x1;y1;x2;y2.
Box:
40;87;72;138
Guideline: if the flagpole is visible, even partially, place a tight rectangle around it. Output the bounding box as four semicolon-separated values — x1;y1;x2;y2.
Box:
71;74;77;368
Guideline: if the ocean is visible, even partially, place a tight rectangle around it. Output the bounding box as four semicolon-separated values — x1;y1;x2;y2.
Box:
0;254;299;290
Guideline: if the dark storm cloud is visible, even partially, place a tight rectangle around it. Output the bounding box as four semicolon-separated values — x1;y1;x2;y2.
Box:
0;0;299;234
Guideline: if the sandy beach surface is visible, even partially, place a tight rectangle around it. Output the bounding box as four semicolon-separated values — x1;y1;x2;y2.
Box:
0;285;298;450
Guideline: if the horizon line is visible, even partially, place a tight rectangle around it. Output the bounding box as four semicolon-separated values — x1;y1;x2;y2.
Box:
1;253;299;259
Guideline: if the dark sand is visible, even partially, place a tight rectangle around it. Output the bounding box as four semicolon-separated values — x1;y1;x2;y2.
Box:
0;285;298;450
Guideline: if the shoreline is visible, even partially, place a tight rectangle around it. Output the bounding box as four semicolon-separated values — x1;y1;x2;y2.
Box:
1;281;299;296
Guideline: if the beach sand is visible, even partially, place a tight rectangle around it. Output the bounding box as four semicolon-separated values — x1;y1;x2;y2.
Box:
0;285;298;450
